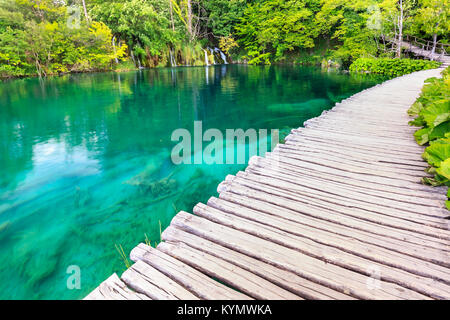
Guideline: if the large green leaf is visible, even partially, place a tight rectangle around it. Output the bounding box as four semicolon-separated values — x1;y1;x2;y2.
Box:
429;121;450;141
420;100;450;128
414;127;432;145
407;101;423;116
436;158;450;180
423;142;450;168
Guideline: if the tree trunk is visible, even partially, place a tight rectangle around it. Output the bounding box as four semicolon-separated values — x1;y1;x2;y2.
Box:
396;0;403;58
169;0;175;32
187;0;193;41
430;33;437;60
81;0;89;23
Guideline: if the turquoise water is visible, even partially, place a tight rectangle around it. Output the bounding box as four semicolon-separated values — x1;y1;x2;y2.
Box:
0;65;386;299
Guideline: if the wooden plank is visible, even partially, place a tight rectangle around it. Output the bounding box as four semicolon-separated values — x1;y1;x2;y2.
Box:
192;203;450;299
263;151;435;192
162;226;355;300
130;243;251;300
247;160;444;209
276;144;428;175
193;203;450;298
217;181;450;248
286;135;425;161
279;143;427;173
169;211;429;300
208;196;450;267
238;167;448;221
121;260;199;300
268;147;422;183
285;138;429;168
249;154;446;200
156;241;302;300
84;273;149;300
220;175;450;240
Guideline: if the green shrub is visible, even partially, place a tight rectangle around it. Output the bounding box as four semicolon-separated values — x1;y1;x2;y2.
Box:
349;58;441;77
408;66;450;209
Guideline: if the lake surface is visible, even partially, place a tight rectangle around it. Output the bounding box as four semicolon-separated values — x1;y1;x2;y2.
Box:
0;65;387;299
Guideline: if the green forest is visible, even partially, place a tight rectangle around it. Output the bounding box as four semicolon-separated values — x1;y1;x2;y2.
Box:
0;0;449;78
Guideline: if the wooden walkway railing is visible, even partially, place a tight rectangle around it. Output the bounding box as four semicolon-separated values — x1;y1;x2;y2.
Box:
86;67;450;300
398;36;450;66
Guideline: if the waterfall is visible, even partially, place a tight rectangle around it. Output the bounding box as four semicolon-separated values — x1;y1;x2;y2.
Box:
112;36;119;64
214;47;228;64
169;49;177;67
208;48;216;64
203;49;210;66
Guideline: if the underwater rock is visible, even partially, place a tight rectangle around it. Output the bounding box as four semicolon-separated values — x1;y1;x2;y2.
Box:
268;98;331;112
0;221;10;233
125;158;166;187
0;221;11;241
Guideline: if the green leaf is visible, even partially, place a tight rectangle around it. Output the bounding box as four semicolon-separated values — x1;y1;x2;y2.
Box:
414;127;432;145
429;121;450;141
420;101;450;128
423;142;450;168
407;101;423;116
436;158;450;180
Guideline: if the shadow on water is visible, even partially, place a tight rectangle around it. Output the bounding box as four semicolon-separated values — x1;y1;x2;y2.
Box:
0;65;388;299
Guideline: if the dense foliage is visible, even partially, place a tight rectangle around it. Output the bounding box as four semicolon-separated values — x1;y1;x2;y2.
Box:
0;0;127;78
0;0;449;77
349;58;441;77
408;67;450;208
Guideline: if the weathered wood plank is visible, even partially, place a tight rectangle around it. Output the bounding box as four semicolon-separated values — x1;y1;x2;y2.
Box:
84;273;149;300
192;203;450;299
130;243;252;300
249;155;445;200
156;241;302;300
170;211;429;300
216;191;450;252
207;196;450;267
121;260;199;300
218;176;450;240
218;180;450;248
236;169;448;222
162;226;355;300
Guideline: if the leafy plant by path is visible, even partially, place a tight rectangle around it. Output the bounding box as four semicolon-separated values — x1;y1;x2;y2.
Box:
408;67;450;209
350;58;441;77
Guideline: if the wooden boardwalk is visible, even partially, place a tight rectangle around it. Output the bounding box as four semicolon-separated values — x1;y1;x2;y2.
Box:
399;37;450;66
86;68;450;300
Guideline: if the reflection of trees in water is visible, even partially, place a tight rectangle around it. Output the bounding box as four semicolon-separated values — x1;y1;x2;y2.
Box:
0;66;386;192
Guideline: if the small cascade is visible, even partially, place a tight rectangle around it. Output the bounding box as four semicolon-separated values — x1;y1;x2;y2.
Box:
112;36;119;64
208;48;216;64
214;47;228;64
203;49;210;66
169;49;177;67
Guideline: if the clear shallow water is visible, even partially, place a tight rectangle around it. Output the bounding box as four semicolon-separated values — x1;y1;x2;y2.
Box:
0;65;387;299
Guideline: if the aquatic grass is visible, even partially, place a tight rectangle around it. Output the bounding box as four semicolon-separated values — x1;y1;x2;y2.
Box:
115;244;131;269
